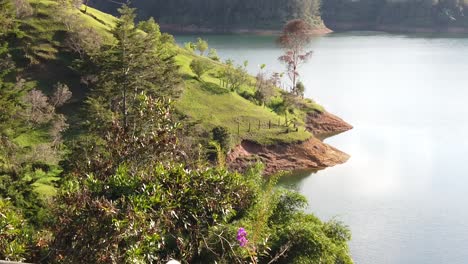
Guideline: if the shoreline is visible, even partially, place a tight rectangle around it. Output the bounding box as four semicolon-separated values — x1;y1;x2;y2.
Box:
326;22;468;34
163;22;468;35
227;111;353;175
160;24;333;36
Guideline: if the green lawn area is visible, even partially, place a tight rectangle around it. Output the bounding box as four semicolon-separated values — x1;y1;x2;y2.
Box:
176;81;311;145
175;51;313;145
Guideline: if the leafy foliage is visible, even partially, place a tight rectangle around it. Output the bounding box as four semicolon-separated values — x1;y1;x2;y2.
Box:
196;172;353;264
208;48;220;61
195;37;208;56
51;164;257;263
189;58;212;80
0;199;32;262
0;2;352;263
219;59;250;92
212;126;232;152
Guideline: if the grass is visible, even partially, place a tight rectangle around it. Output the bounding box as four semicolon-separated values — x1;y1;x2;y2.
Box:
174;45;322;145
21;0;322;147
13;128;50;148
177;81;312;145
8;1;326;199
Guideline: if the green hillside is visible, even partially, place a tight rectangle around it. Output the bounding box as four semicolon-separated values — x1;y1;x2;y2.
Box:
18;0;321;147
1;0;323;203
0;1;353;263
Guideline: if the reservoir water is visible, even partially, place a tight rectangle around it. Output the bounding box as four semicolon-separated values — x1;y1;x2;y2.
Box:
175;32;468;264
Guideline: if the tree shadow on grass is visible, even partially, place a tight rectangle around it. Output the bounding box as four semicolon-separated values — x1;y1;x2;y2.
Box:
200;81;230;95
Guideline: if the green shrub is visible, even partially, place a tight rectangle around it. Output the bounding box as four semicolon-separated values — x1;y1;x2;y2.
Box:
190;58;212;80
0;199;33;262
50;164;257;263
212;126;231;152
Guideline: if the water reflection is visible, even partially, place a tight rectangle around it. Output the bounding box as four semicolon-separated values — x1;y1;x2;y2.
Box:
279;169;318;191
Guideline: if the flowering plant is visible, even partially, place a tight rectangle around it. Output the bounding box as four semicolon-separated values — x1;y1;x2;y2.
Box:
236;227;256;263
237;227;249;247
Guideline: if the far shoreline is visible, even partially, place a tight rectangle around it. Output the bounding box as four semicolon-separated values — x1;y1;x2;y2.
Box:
326;22;468;35
160;24;333;36
162;22;468;36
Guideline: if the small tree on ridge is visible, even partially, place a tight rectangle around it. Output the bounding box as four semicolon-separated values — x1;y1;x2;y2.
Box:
277;19;313;95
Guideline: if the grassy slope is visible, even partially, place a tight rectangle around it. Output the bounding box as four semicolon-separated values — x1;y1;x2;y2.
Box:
21;1;322;150
10;0;326;198
174;51;313;145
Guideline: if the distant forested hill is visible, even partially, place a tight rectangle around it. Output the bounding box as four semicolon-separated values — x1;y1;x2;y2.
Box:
90;0;468;32
322;0;468;31
89;0;325;31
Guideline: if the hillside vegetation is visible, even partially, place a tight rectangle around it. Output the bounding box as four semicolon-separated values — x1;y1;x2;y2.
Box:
91;0;468;32
19;0;320;146
322;0;468;30
90;0;325;31
0;1;353;263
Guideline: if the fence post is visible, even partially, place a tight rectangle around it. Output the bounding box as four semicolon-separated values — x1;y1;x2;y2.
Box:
258;120;261;130
237;121;240;135
269;120;271;129
248;122;251;132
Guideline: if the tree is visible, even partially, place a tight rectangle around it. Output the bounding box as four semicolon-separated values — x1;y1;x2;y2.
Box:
295;81;305;98
22;85;71;146
13;0;33;18
137;17;161;36
220;60;249;92
184;42;196;53
0;0;16;36
65;27;103;59
50;82;72;108
23;89;54;126
92;0;324;32
196;37;208;56
212;126;231;152
190;58;211;80
89;5;179;131
277;19;313;94
208;48;220;61
64;6;181;177
255;73;276;106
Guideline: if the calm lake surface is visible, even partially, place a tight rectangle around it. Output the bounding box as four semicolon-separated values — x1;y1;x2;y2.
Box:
175;32;468;264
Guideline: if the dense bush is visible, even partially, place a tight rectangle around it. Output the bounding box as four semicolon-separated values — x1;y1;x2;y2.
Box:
212;126;232;152
50;164;257;263
0;2;353;263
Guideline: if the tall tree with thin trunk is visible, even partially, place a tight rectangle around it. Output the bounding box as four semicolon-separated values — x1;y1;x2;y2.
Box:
87;5;179;132
277;19;313;95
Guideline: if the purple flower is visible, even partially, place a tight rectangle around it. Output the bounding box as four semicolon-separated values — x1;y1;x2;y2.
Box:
237;227;249;247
